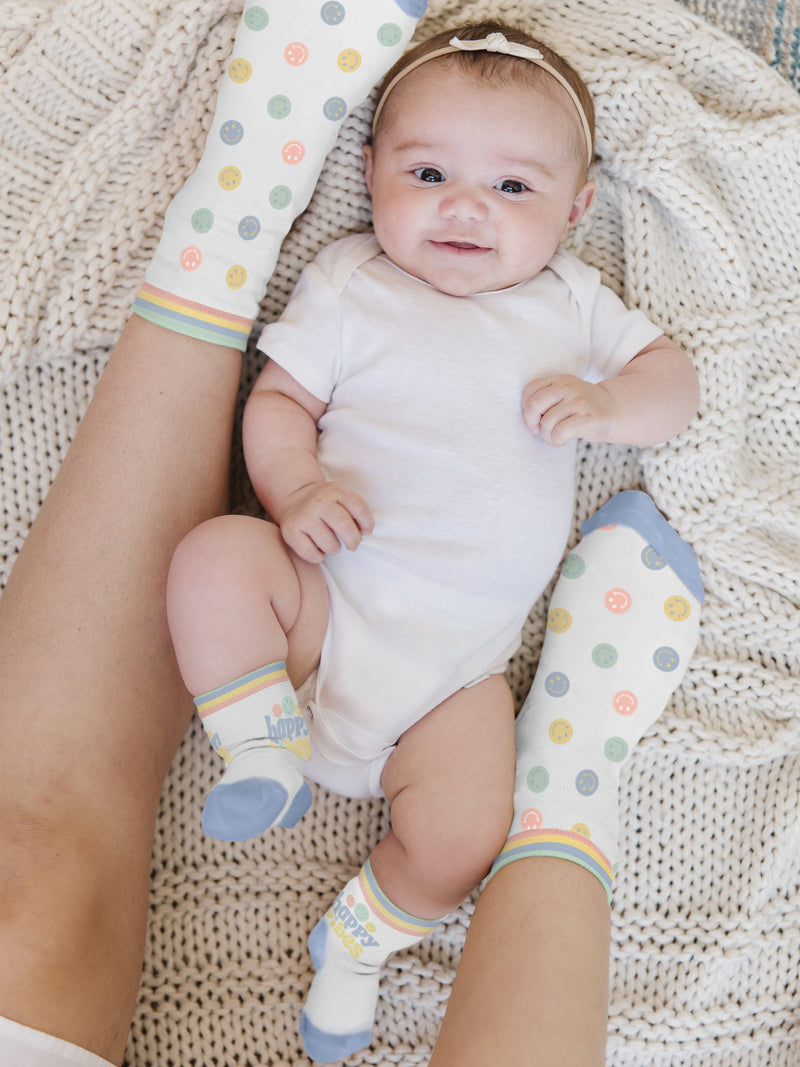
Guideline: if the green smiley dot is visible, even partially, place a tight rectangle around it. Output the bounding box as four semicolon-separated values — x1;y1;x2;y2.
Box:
268;94;292;119
244;6;269;30
353;902;369;922
561;553;586;579
191;208;214;234
592;643;618;669
604;737;629;763
269;185;292;210
527;766;550;793
377;22;403;46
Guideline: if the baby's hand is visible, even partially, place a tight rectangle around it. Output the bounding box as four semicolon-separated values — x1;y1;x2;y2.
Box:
522;375;617;447
279;481;375;563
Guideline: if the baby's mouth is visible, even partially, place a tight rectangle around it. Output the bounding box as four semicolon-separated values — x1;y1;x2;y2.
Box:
431;239;490;254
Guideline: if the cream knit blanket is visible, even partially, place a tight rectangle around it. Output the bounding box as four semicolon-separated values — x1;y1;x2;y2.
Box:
2;1;800;1064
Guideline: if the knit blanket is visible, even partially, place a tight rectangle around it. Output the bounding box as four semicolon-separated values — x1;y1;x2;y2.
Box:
2;0;799;1064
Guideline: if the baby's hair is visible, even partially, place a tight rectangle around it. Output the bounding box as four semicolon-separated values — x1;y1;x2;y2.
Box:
371;20;595;176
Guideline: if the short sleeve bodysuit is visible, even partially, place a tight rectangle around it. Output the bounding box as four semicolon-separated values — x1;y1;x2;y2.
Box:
257;233;663;769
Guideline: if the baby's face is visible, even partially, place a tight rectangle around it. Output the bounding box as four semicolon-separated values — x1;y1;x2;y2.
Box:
364;62;594;297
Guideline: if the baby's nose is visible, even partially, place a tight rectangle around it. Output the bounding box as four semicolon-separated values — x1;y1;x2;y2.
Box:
439;186;489;222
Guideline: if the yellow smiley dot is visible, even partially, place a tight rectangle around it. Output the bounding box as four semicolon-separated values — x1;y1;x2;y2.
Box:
218;166;242;191
548;718;573;745
664;595;691;621
572;823;591;838
337;48;362;72
547;608;573;633
226;264;247;289
228;58;253;83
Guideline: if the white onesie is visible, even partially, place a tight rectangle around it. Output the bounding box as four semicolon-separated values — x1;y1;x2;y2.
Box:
257;233;662;782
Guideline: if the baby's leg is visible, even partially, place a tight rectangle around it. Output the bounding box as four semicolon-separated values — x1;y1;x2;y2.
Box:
300;676;515;1061
167;513;329;840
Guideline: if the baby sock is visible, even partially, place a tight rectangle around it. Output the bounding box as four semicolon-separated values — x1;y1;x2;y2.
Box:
195;661;312;841
300;859;443;1063
133;0;427;350
489;491;703;902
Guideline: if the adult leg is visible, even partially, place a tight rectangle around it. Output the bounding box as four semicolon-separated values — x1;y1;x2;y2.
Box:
429;491;703;1065
430;859;611;1067
0;316;241;1064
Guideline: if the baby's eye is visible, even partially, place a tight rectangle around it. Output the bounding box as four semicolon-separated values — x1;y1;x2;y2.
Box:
413;166;445;183
495;179;530;195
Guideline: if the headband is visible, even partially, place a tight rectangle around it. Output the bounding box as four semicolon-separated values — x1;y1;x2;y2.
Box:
371;31;594;168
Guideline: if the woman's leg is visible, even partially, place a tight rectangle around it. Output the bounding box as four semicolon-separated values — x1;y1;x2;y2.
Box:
429;859;611;1067
0;316;241;1064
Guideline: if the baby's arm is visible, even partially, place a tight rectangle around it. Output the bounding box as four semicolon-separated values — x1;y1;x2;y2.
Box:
243;361;374;563
522;335;699;448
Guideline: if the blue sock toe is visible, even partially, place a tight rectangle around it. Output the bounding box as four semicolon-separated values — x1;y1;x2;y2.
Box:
393;0;428;15
201;778;288;841
299;1011;372;1064
278;780;313;828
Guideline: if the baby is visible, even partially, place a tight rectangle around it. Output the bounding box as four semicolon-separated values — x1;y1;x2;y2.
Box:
166;20;699;1062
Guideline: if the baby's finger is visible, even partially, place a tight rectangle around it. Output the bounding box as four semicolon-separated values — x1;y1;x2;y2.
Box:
338;490;375;536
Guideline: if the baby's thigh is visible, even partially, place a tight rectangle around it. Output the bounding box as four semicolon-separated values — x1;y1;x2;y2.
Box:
382;675;516;866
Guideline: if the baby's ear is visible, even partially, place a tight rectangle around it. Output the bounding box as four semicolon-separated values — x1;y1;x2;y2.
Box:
362;143;374;194
565;179;596;234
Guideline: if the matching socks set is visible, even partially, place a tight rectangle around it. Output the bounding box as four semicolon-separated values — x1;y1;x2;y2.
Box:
145;2;703;1059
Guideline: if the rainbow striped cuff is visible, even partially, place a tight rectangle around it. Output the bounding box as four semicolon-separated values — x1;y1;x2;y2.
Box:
132;284;252;351
359;860;443;938
194;662;290;719
489;829;615;905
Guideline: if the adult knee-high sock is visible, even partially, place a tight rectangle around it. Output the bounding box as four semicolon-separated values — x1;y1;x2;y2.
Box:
133;0;427;349
489;491;703;902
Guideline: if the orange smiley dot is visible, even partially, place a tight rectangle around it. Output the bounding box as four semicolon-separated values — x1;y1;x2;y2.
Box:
605;588;631;613
281;140;306;164
284;41;308;66
179;246;202;271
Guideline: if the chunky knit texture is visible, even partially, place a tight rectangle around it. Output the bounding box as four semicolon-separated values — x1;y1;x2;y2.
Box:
2;0;799;1064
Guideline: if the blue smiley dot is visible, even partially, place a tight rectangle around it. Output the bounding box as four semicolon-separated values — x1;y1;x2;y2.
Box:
544;671;570;697
604;737;629;763
268;95;292;119
238;215;261;240
323;96;347;121
653;645;680;672
191;208;214;234
377;22;403;46
561;553;586;579
576;770;599;796
527;766;550;793
641;544;667;571
592;643;618;669
244;6;269;30
321;1;346;23
220;120;244;145
269;185;292;210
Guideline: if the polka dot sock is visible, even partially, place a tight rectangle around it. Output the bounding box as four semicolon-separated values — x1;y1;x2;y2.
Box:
133;0;427;350
300;860;442;1063
195;661;312;841
489;491;703;902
